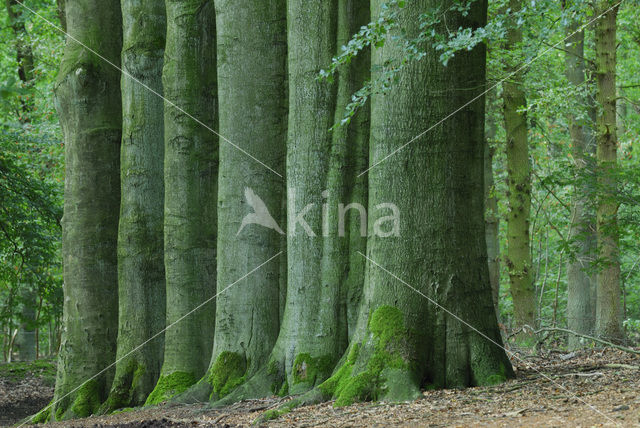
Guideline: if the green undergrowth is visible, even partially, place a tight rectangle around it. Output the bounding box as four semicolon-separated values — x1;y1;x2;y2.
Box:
207;351;248;399
319;305;415;406
0;359;56;385
145;371;197;405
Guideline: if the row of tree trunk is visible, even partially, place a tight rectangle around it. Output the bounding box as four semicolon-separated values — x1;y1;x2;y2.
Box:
498;0;623;346
47;0;513;421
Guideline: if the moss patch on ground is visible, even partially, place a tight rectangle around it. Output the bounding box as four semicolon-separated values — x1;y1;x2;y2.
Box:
0;359;56;386
145;371;197;405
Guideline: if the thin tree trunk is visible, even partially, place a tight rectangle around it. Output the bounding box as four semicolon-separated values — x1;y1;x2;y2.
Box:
56;0;66;31
563;19;597;349
50;0;122;420
104;0;167;411
594;0;623;343
484;96;500;316
5;0;35;121
146;0;218;405
14;287;37;361
322;0;513;405
502;0;535;336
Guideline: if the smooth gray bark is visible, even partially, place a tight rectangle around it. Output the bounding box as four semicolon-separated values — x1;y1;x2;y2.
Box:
146;0;218;405
105;0;167;411
50;0;122;419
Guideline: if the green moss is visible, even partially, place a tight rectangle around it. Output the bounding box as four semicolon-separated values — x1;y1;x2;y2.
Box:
70;379;101;417
267;359;287;395
259;397;301;422
291;353;334;387
31;405;51;424
207;351;247;399
145;371;197;405
54;405;64;421
320;306;414;407
0;359;56;385
131;363;146;390
111;407;136;414
474;360;508;386
318;344;360;398
102;359;146;412
334;372;378;406
261;408;285;422
277;379;289;397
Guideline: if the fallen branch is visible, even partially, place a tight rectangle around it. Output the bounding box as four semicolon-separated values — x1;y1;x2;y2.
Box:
604;363;639;370
534;327;640;356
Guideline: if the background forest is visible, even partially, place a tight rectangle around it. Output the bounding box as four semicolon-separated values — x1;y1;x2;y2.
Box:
2;0;640;424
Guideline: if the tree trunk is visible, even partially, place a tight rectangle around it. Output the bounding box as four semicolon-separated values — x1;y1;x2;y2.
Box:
563;21;597;349
194;0;288;402
51;0;122;420
267;0;370;396
56;0;66;31
211;0;370;403
5;0;35;121
103;0;167;411
146;0;218;406
484;93;500;317
14;287;37;361
321;0;512;405
502;0;535;335
594;0;623;343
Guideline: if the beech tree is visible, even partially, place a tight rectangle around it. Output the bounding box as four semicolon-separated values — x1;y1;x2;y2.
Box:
594;0;623;342
104;0;167;411
43;0;514;421
196;0;289;402
146;0;218;405
318;0;512;403
563;9;597;348
502;0;536;336
48;0;122;420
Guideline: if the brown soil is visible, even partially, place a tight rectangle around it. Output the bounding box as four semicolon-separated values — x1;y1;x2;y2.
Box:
0;370;54;427
8;347;640;427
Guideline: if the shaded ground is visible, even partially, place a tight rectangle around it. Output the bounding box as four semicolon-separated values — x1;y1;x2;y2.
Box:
0;359;55;427
4;348;640;427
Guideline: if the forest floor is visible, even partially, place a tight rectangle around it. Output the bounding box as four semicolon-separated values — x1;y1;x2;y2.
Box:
0;359;55;427
3;347;640;427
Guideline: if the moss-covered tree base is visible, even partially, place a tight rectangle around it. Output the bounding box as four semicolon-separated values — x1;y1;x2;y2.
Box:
318;306;422;406
145;371;197;405
49;379;102;421
206;351;248;400
252;305;512;423
30;403;51;424
101;360;146;413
